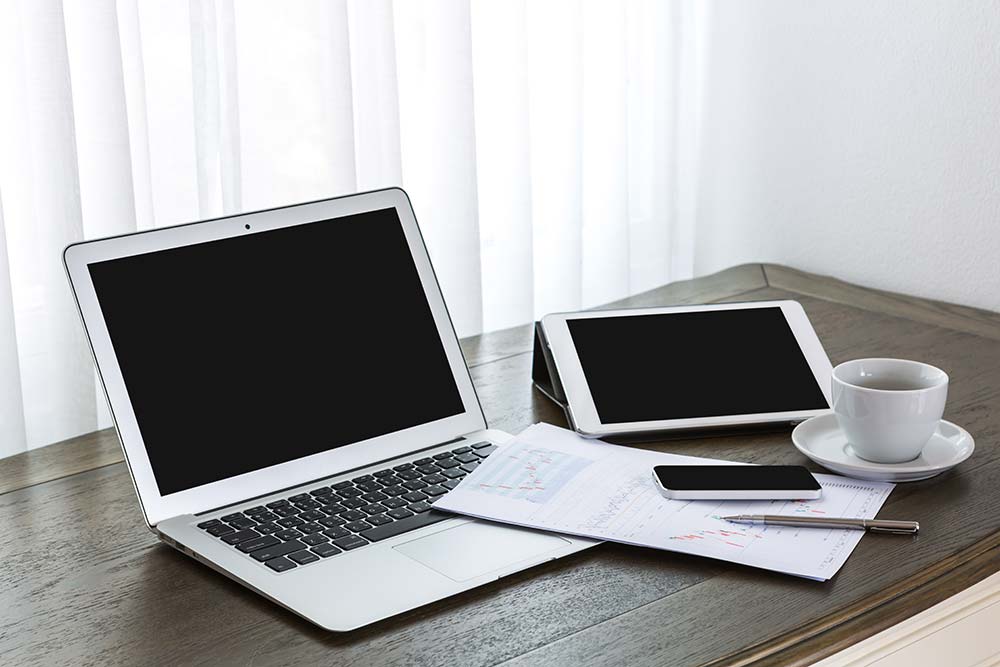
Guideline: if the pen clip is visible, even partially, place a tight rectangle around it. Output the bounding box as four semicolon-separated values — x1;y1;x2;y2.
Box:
869;524;919;535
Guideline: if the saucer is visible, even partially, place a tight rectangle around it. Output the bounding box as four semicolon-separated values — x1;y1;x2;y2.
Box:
792;412;974;482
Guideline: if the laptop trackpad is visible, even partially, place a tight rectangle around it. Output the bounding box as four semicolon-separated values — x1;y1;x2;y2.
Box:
394;521;570;582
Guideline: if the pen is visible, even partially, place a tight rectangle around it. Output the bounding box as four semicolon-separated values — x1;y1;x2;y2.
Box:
723;514;919;534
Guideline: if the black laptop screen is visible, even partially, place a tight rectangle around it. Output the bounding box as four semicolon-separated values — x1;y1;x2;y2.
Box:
88;208;466;496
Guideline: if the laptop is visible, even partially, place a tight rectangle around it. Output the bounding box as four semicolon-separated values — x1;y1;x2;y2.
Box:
64;188;596;631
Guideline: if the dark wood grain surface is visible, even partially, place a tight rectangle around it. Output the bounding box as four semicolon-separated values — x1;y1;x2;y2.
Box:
1;264;997;666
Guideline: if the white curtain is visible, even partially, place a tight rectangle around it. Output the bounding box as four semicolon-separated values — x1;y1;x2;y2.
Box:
0;0;704;457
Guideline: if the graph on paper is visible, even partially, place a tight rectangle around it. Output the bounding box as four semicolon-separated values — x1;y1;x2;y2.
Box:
433;423;895;580
468;445;593;503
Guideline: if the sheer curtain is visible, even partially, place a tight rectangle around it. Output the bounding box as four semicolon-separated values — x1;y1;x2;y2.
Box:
0;0;705;457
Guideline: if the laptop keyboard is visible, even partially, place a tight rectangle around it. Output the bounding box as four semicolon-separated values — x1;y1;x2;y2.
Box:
195;441;497;573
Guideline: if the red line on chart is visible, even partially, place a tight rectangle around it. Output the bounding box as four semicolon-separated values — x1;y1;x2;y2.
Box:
670;528;762;548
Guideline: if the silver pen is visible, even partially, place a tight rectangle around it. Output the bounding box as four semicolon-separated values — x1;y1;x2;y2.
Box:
723;514;919;534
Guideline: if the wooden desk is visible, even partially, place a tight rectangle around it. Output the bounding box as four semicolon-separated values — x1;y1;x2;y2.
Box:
2;263;999;666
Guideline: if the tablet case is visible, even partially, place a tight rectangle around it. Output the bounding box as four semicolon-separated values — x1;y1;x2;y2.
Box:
531;321;568;412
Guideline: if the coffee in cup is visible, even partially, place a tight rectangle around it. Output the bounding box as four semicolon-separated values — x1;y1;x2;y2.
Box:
831;358;948;463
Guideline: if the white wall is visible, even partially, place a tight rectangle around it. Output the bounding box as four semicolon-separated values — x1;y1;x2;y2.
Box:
693;1;1000;312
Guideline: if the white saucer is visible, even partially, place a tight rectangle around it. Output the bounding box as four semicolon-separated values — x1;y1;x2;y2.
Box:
792;412;974;482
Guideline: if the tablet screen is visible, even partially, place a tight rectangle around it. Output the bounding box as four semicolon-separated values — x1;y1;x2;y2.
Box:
565;307;828;424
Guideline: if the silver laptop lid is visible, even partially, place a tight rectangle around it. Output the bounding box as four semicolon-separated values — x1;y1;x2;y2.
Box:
64;188;486;526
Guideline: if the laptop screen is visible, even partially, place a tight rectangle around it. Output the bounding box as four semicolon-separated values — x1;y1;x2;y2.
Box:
88;207;465;496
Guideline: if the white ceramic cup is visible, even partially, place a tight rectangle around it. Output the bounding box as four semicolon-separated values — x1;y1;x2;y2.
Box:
831;358;949;463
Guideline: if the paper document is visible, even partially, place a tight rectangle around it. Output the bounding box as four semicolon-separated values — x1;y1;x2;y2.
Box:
435;423;894;580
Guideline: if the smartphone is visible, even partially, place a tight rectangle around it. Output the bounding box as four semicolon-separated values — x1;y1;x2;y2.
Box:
651;465;822;500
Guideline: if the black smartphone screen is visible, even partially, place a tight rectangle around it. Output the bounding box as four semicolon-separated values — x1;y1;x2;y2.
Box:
653;465;821;491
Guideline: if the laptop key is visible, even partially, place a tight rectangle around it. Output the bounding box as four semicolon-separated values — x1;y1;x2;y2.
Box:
323;526;351;540
337;487;363;499
416;464;438;475
356;481;381;493
403;480;427;491
392;463;415;472
299;509;325;522
367;514;393;526
254;511;279;523
382;485;407;497
402;491;428;503
442;479;461;490
251;539;308;562
221;513;244;522
317;497;345;510
293;499;321;511
454;451;480;464
332;480;353;490
397;469;421;481
197;519;222;529
312;542;342;558
288;550;320;565
470;441;492;449
229;517;257;530
207;524;236;537
273;505;300;518
341;497;366;509
422;474;447;485
383;497;407;509
222;528;261;545
461;461;480;473
331;535;369;550
289;493;311;503
376;474;402;487
310;487;334;496
424;485;447;497
408;501;432;513
435;458;461;469
275;529;302;541
277;516;305;528
298;522;323;535
361;491;388;503
374;469;394;478
302;532;328;546
413;457;433;466
388;508;414;520
432;452;452;460
237;535;281;553
360;511;450;542
255;522;281;534
442;468;465;479
361;503;386;516
475;445;498;457
345;520;373;533
266;499;290;509
340;510;365;522
244;505;268;515
352;474;374;484
452;446;472;455
319;516;345;528
264;556;297;572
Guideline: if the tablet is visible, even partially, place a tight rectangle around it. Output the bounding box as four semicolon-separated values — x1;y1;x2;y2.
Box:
539;301;832;437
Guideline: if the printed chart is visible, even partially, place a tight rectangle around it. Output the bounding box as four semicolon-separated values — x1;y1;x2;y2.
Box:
435;424;895;580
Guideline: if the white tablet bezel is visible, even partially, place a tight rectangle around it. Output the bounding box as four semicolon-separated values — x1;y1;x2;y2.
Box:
64;188;486;527
541;301;832;438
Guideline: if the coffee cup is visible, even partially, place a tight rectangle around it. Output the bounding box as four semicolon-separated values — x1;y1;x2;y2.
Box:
831;358;948;463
